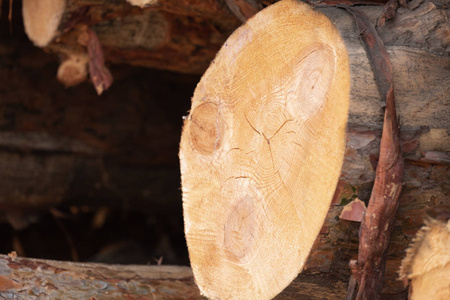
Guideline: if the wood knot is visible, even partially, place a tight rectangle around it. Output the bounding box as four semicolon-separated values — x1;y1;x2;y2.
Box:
224;195;259;264
286;44;335;121
189;102;224;155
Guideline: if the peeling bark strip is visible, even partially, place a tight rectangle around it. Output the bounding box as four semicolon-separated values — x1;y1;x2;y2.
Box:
225;0;263;22
86;28;113;95
376;0;407;28
338;6;404;300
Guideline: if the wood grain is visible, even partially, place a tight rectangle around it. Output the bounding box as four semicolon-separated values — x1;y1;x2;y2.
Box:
179;1;350;298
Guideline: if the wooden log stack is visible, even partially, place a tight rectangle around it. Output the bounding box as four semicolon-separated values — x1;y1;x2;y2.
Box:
0;0;448;298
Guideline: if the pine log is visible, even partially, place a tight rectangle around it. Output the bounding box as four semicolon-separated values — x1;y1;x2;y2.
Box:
0;0;448;298
399;210;450;300
180;1;350;299
0;254;349;299
22;0;66;47
0;253;201;299
19;0;448;128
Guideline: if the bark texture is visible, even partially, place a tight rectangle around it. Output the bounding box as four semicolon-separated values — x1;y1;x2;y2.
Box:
0;0;448;299
0;254;350;299
0;254;201;299
339;5;403;299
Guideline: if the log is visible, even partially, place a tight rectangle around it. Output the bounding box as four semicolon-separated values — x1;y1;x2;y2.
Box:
22;0;66;47
0;253;202;299
180;1;350;299
46;0;243;76
0;0;448;298
18;0;450;127
0;254;348;299
399;209;450;300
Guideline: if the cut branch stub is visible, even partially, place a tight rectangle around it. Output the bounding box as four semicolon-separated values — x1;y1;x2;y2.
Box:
179;1;350;299
57;53;89;87
22;0;66;47
189;102;225;155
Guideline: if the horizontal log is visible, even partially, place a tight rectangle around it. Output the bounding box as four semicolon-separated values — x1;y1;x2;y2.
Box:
0;254;347;299
42;1;450;129
320;2;449;129
0;253;201;299
0;1;448;297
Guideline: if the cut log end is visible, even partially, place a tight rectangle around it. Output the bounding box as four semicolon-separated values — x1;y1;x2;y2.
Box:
126;0;158;8
22;0;66;47
57;53;89;87
399;214;450;300
180;1;350;299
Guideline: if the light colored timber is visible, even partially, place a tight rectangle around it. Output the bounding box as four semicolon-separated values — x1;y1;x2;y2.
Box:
57;52;89;87
22;0;66;47
399;217;450;300
179;1;350;299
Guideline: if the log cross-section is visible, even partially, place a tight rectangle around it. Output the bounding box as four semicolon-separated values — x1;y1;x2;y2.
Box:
399;211;450;300
179;1;350;299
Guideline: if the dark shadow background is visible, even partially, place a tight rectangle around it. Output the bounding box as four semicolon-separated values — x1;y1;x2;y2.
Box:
0;1;198;266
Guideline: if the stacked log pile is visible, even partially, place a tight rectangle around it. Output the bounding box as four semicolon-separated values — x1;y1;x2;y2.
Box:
0;0;448;298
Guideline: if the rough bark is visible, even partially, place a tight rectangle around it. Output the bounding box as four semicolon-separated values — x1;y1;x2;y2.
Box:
0;253;201;299
0;254;350;299
49;0;243;75
25;0;450;129
339;5;403;299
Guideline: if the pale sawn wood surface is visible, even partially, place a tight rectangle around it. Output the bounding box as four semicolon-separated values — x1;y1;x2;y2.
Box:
179;1;350;299
399;217;450;300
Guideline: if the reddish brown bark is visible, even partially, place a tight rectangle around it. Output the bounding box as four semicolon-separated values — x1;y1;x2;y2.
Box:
225;0;263;22
339;6;404;300
85;27;113;95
